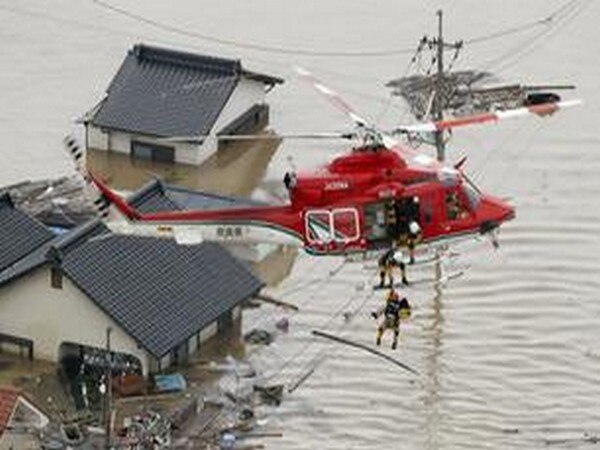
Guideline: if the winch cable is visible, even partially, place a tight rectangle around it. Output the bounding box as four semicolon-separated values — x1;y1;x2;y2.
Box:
265;270;379;385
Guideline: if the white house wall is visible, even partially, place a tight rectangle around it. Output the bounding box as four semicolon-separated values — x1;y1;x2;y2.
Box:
211;78;266;135
87;78;267;166
87;125;200;166
196;78;267;164
0;268;151;374
87;124;109;150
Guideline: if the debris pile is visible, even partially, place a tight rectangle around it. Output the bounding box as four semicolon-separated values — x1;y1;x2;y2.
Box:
3;175;97;228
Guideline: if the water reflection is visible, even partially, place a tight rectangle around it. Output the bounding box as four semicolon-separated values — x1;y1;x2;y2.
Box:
423;283;444;450
86;134;281;195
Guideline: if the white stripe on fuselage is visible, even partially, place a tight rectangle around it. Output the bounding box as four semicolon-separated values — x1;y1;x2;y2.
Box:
106;220;303;246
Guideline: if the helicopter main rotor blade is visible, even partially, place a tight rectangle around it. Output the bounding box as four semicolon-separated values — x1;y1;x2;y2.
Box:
392;99;582;135
158;132;356;144
295;67;369;128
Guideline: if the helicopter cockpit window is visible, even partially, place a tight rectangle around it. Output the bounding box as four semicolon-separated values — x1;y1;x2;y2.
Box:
463;184;481;210
438;168;459;187
445;191;468;220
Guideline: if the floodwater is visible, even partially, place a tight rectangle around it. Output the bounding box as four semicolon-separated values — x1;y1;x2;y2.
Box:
2;0;600;448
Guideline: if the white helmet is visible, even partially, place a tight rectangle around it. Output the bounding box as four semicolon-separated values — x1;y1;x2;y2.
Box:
409;221;421;235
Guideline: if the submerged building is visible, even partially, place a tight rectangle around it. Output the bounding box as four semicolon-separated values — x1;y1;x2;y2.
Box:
0;193;263;375
81;43;283;167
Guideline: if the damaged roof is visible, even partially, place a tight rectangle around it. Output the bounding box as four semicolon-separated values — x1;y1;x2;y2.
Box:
89;43;282;138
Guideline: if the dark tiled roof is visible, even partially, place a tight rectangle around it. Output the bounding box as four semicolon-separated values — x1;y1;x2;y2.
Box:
0;193;54;272
128;179;263;214
127;179;183;214
61;237;263;358
0;220;109;288
90;44;281;138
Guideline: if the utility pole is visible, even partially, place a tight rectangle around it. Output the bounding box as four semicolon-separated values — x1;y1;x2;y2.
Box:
434;9;445;162
425;10;462;281
428;9;463;163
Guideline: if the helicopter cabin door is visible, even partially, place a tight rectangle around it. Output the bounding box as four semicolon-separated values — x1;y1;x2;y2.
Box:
363;197;420;247
304;208;360;252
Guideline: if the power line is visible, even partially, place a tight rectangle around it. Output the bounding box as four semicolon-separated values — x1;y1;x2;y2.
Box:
464;0;579;45
90;0;584;60
488;0;591;73
91;0;416;58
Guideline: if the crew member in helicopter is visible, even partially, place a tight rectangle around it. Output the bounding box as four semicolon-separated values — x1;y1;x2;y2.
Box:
404;196;422;264
378;245;408;288
406;220;422;265
371;288;411;349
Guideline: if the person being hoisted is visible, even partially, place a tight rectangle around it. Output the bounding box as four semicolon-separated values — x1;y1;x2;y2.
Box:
371;288;411;349
378;246;408;288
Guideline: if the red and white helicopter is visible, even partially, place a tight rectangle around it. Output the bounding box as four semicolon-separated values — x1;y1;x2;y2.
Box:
68;69;579;264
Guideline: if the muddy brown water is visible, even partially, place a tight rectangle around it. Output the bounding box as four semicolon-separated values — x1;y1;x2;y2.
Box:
2;0;600;448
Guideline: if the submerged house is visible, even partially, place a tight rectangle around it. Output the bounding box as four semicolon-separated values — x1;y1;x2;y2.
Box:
0;193;263;375
81;43;283;166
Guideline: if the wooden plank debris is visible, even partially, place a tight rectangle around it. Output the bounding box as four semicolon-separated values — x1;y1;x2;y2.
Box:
254;293;299;311
311;330;419;375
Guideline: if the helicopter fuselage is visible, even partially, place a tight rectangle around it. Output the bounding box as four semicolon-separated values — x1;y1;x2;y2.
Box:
95;146;514;257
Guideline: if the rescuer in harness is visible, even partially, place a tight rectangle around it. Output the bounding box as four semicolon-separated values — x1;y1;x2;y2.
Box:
371;288;411;349
378;246;408;287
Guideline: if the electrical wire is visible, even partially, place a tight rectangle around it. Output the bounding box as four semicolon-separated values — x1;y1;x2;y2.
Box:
463;0;577;45
91;0;416;58
477;0;590;73
88;0;588;61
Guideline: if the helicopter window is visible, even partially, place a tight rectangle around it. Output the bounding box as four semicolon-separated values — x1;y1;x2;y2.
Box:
364;203;388;241
332;209;360;242
305;210;332;244
445;191;468;220
463;184;481;210
438;168;460;187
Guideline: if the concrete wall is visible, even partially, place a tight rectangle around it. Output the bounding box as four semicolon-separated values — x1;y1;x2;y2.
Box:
86;77;268;167
0;267;151;374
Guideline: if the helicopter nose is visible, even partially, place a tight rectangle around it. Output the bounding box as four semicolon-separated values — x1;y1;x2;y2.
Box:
477;196;515;234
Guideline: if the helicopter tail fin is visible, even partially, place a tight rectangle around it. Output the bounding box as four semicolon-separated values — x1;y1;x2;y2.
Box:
87;171;141;221
63;134;141;221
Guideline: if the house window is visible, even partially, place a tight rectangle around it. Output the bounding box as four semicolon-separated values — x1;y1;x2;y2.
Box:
131;141;175;163
51;267;63;289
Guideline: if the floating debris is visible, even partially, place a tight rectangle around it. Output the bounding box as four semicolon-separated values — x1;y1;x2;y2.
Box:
255;293;299;311
154;373;187;393
312;330;419;375
275;317;289;332
253;385;284;406
244;329;274;346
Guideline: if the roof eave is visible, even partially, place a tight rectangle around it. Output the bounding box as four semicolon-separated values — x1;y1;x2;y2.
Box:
241;69;284;86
